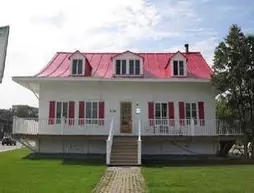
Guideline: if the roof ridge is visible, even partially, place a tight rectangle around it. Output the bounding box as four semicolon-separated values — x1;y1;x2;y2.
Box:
56;51;201;54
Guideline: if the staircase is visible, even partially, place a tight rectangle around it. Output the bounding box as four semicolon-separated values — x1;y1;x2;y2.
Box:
110;136;139;166
15;136;37;152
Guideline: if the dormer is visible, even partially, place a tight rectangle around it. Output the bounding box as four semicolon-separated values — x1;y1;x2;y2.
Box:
69;50;86;76
170;51;187;77
112;51;144;76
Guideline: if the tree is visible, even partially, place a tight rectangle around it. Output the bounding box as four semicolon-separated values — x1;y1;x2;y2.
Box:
212;24;254;159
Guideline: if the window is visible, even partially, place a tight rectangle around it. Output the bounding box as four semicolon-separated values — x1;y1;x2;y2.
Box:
155;102;167;125
173;60;185;76
115;60;127;75
115;59;141;75
129;60;140;75
56;102;68;124
72;59;83;75
86;102;98;124
185;103;197;125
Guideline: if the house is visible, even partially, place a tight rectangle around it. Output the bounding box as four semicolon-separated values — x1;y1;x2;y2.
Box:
12;44;243;165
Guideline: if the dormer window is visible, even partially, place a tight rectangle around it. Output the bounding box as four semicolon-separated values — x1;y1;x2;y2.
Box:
72;59;83;75
112;51;143;76
173;60;184;76
129;60;140;75
115;59;141;75
116;60;127;75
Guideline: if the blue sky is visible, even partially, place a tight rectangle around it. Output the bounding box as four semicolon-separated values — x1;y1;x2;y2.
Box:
0;0;253;109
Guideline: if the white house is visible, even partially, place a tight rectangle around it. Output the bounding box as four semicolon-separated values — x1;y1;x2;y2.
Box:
12;44;243;165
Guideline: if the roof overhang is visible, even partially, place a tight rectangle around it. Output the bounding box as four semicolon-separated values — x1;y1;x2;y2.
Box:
12;76;211;89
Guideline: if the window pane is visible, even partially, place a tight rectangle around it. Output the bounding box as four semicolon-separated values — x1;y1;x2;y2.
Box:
186;103;190;111
162;103;167;118
77;60;83;74
62;102;68;118
192;103;196;110
92;102;98;118
173;61;178;75
72;60;77;74
86;102;91;118
186;110;191;119
192;110;197;119
155;103;161;119
135;60;140;75
122;60;126;74
179;61;184;75
116;60;121;75
56;102;62;119
129;60;134;75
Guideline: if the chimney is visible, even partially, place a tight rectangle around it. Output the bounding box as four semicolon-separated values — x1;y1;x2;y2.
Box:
184;44;189;53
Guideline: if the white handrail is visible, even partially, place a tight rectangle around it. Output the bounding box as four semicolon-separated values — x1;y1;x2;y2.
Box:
138;120;141;141
106;117;115;165
137;119;142;165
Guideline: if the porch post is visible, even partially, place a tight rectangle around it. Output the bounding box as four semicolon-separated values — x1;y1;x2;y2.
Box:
191;119;195;136
12;116;18;134
61;117;65;135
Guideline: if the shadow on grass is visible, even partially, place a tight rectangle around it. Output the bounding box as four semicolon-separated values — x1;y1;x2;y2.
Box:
142;155;254;168
22;153;106;166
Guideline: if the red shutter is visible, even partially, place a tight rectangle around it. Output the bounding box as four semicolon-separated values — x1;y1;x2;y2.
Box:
168;102;175;126
68;101;75;126
198;101;205;126
148;102;154;126
179;102;185;126
99;101;105;126
78;101;85;125
48;101;55;125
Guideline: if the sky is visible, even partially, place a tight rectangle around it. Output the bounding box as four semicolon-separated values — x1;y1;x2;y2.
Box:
0;0;254;109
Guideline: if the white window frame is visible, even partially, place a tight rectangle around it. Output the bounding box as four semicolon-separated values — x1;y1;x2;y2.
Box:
85;101;99;125
115;59;127;75
129;59;141;75
71;59;85;76
55;101;69;124
185;102;198;125
114;59;142;75
173;60;185;76
154;102;168;125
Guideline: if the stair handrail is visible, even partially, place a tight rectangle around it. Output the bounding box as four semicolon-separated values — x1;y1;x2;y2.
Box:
137;119;142;165
106;117;115;165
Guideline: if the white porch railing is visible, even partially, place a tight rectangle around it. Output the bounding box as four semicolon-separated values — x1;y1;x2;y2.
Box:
137;120;142;165
13;117;110;135
106;117;115;165
13;117;244;136
143;119;244;136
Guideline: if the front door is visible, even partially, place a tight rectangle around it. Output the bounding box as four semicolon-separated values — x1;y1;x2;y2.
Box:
120;102;132;133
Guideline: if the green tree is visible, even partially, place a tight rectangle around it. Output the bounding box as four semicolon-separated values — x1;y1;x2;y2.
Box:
212;24;254;158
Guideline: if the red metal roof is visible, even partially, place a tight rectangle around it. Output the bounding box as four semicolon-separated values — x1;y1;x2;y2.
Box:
36;51;213;79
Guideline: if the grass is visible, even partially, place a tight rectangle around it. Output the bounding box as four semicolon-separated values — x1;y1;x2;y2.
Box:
0;149;106;193
142;165;254;193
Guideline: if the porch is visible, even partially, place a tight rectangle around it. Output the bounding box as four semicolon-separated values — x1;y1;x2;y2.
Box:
12;117;243;137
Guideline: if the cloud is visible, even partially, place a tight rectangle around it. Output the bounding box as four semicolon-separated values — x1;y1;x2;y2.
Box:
0;0;252;109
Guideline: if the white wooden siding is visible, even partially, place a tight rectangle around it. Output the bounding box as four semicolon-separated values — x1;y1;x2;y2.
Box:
39;81;216;134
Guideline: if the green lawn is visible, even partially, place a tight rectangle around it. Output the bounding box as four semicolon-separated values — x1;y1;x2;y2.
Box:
143;165;254;193
0;149;105;193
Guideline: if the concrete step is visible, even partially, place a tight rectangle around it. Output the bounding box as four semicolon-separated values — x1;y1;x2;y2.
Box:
110;161;139;166
111;151;138;155
112;149;137;153
112;145;138;149
111;157;137;161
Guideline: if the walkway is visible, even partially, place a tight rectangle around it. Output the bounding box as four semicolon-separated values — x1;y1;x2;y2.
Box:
93;167;145;193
